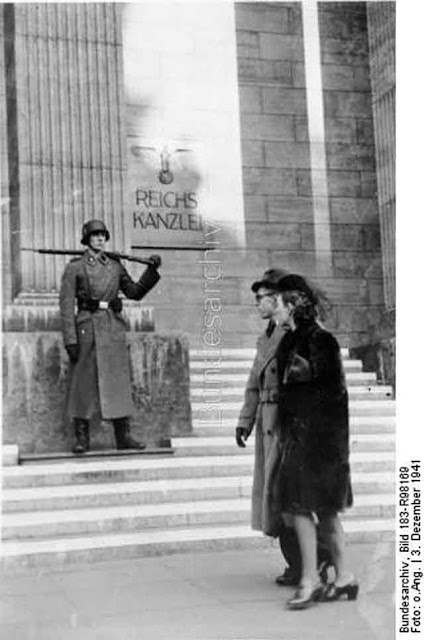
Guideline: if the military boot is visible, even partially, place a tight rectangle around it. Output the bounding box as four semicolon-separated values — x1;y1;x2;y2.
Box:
72;419;90;454
113;418;146;450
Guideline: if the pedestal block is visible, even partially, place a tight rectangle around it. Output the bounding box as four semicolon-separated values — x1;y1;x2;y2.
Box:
2;332;192;455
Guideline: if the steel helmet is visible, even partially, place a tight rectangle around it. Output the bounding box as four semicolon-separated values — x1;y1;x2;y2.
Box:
81;219;110;245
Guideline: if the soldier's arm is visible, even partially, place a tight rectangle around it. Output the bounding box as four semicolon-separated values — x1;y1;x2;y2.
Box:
118;263;161;300
236;349;261;437
59;262;78;346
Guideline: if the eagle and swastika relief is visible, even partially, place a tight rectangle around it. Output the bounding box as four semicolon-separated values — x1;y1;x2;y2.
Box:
128;139;204;248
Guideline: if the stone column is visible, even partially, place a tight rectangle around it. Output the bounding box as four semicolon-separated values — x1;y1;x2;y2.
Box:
12;3;127;294
365;3;395;387
367;3;395;311
1;6;12;303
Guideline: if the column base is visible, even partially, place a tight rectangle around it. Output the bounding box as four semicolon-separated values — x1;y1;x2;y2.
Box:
3;294;155;332
3;444;19;466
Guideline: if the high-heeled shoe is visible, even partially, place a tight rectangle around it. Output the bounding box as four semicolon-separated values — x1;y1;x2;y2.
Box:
287;582;325;610
324;580;359;602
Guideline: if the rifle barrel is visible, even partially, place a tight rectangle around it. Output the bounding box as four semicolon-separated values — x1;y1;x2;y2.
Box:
131;245;203;251
21;248;153;266
22;248;83;255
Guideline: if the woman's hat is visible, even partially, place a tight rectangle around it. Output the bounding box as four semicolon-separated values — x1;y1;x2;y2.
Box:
277;274;332;322
251;268;288;293
81;219;110;245
276;273;318;302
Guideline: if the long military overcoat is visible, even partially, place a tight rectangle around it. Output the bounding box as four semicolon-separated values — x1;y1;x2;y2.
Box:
59;250;160;420
236;322;287;537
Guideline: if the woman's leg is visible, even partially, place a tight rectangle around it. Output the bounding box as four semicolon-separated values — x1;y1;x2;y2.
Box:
292;512;318;586
319;512;352;584
286;512;325;608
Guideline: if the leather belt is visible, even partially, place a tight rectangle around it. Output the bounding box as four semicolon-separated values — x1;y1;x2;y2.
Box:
78;298;122;313
259;389;279;403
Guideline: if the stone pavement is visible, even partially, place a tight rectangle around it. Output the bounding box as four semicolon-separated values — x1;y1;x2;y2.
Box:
0;541;395;640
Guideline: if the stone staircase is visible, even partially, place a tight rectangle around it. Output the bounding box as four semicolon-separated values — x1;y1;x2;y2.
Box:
1;348;396;573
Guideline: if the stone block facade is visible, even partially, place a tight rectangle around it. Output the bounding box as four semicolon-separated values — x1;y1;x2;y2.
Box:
319;3;388;360
233;2;386;350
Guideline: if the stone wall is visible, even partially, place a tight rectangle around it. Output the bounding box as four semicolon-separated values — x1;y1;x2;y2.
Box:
229;2;311;345
121;3;246;350
318;2;385;349
234;2;386;350
3;332;192;454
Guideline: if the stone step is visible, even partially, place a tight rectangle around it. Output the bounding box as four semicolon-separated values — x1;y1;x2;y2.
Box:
2;451;394;493
2;470;395;513
192;399;396;418
0;519;396;574
194;415;396;436
19;447;174;465
2;456;256;490
190;348;350;360
190;385;393;401
172;433;395;456
345;433;396;450
189;359;364;373
2;493;395;541
3;476;254;512
220;451;394;473
190;371;378;387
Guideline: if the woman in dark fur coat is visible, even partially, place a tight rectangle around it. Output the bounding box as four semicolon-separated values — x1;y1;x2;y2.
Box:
274;274;358;610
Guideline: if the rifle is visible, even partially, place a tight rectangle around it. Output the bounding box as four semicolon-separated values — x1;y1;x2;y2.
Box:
21;248;155;266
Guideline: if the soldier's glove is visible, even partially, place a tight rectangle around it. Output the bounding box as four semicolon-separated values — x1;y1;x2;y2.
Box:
109;298;123;313
66;344;79;364
148;254;162;269
235;427;249;448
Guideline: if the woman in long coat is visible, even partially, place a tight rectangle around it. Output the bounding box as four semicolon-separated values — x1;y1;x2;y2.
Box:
274;274;358;609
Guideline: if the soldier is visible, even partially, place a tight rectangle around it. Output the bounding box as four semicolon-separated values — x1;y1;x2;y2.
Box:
235;269;331;587
59;219;161;454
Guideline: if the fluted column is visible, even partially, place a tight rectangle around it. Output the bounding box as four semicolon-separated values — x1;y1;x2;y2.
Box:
1;7;12;303
14;3;126;294
367;3;395;310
